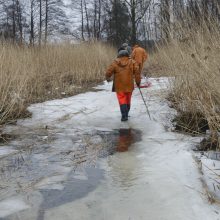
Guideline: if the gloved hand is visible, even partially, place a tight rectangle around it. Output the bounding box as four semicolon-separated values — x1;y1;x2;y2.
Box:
106;78;111;82
136;82;140;88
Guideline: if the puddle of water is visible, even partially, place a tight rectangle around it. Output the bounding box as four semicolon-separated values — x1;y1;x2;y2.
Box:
0;127;142;220
0;129;142;191
35;129;141;219
116;129;141;152
37;168;104;220
97;128;142;154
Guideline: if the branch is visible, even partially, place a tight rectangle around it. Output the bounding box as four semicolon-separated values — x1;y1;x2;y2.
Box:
135;0;152;23
124;0;132;7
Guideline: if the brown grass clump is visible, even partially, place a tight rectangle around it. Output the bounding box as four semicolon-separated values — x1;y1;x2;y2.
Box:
0;42;115;125
144;53;169;77
150;25;220;148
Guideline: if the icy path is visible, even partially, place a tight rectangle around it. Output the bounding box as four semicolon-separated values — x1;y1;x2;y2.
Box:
0;78;220;220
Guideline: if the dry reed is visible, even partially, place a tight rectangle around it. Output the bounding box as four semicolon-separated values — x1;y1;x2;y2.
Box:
150;24;220;147
0;42;115;125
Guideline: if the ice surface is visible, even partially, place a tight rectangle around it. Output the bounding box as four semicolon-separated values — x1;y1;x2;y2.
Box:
0;147;17;158
1;78;220;220
200;156;220;200
35;175;68;190
0;197;29;218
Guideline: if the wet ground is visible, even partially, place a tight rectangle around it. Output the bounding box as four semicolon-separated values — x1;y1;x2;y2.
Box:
0;79;220;220
0;126;142;220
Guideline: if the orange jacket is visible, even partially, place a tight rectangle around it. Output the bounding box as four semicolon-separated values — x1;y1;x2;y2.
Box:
105;57;140;93
132;45;148;65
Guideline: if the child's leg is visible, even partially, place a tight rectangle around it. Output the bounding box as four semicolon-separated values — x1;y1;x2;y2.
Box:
116;92;127;105
116;92;128;121
126;92;132;116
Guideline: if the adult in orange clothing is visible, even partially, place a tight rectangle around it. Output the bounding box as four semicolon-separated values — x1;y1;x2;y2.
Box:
105;50;141;122
132;44;148;75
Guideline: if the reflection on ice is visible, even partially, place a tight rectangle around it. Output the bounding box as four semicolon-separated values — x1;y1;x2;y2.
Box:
116;129;142;152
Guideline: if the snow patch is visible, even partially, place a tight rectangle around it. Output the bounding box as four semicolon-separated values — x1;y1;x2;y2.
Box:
0;197;29;218
0;146;17;158
200;156;220;201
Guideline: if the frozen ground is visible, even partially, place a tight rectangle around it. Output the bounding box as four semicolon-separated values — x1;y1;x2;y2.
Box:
196;151;220;202
0;78;220;220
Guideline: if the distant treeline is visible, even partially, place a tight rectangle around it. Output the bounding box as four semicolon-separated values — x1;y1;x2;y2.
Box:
0;0;219;46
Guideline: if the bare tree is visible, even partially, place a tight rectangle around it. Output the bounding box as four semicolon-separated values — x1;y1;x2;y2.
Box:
124;0;152;44
161;0;170;40
92;0;102;39
39;0;42;45
79;0;84;40
84;0;90;39
45;0;48;43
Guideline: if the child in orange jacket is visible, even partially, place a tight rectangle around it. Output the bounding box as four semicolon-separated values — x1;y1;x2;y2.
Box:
105;50;140;121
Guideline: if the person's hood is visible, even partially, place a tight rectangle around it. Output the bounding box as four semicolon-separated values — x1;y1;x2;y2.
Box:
115;57;130;67
122;43;128;47
118;49;129;57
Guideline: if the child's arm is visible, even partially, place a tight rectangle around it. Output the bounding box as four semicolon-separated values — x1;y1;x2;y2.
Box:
105;61;116;82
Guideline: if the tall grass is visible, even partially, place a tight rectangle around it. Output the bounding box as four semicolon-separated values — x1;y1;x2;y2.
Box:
150;24;220;148
0;42;115;125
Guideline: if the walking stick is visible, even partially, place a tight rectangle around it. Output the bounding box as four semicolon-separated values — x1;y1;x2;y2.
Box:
138;87;152;120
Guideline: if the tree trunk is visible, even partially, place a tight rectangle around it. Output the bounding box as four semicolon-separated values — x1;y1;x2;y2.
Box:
113;0;119;45
162;0;170;40
16;0;23;45
93;0;97;39
97;0;101;39
39;0;42;45
30;0;34;46
84;0;90;39
12;0;16;43
45;0;48;44
131;0;136;45
81;0;85;40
